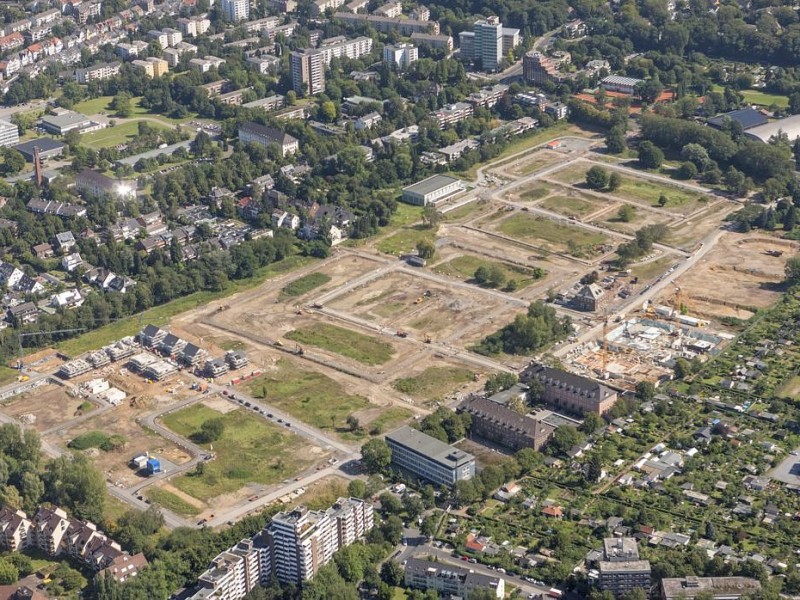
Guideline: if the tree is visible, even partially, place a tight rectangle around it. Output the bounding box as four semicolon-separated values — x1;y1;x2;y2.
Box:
380;561;404;587
637;141;664;169
420;514;437;538
677;161;698;180
199;418;224;443
608;172;622;191
617;204;634;222
346;416;360;432
724;166;750;197
454;479;477;506
605;127;627;154
681;143;711;170
43;454;105;522
416;240;435;260
422;205;443;230
785;256;800;283
111;92;133;118
635;381;656;401
402;494;424;520
673;357;691;380
586;165;609;190
381;515;403;545
580;412;604;433
550;425;583;455
658;194;668;207
379;492;402;514
347;479;366;498
319;100;337;123
361;439;391;473
0;560;18;585
586;455;603;482
484;372;518;395
1;149;24;175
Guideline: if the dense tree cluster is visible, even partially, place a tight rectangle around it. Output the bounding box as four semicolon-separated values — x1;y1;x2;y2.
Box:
473;301;573;355
615;224;668;268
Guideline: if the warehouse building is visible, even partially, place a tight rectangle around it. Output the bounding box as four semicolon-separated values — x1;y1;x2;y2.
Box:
13;138;66;162
401;174;464;206
745;114;800;143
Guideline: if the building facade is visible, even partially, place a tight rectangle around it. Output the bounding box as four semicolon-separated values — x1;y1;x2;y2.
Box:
401;174;465;206
521;363;618;415
221;0;249;21
598;538;651;597
290;49;326;95
238;122;299;156
76;62;121;83
474;16;503;71
385;426;475;487
404;558;504;599
0;119;20;148
459;395;555;452
661;577;761;600
383;43;418;69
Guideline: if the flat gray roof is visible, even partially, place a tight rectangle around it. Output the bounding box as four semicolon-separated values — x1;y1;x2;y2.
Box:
403;174;462;196
745;114;800;143
41;112;90;128
599;560;651;573
386;426;474;468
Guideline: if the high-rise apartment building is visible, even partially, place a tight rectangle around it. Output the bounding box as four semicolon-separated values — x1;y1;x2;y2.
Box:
221;0;249;21
290;49;326;95
474;16;503;72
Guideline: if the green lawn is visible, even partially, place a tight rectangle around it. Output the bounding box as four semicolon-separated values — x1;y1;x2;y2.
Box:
162;406;314;501
81;120;171;149
280;272;332;299
74;95;195;123
376;225;435;256
433;254;543;290
444;200;484;222
392;366;475;400
57;255;314;357
496;213;608;255
285;323;394;365
539;195;603;218
711;85;789;108
0;365;19;384
245;360;369;431
615;176;705;208
145;487;201;517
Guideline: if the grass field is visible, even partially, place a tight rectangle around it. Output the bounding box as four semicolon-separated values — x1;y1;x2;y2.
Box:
615;176;704;208
145;487;201;517
296;477;349;510
433;254;542;290
57;255;314;357
519;184;553;202
74;95;194;123
539;195;603;218
162;406;312;501
81;120;171;150
629;256;674;282
0;365;19;385
280;272;331;299
368;406;413;433
376;225;435;256
776;375;800;398
246;360;370;431
444;201;485;222
711;85;789;108
286;323;394;365
392;366;475;400
496;213;608;254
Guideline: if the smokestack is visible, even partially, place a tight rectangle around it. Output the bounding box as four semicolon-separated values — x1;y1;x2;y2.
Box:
33;146;42;188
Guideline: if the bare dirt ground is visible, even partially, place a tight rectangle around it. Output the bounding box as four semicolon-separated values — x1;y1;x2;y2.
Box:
326;270;519;346
1;384;91;432
656;233;795;320
47;402;192;487
664;201;735;250
492;149;566;178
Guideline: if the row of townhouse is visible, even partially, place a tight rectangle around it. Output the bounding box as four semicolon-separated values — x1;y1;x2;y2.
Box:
0;505;147;583
189;498;373;599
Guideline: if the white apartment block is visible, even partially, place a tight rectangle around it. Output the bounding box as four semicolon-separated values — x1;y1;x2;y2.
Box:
373;0;402;17
221;0;250;21
317;35;373;64
0;119;20;148
383;42;418;69
189;497;373;597
189;55;226;73
76;61;121;83
0;506;30;551
178;16;211;37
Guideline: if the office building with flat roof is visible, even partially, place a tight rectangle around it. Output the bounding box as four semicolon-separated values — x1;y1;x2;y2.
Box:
290;49;326;96
0;119;19;148
598;538;651;597
385;426;475;487
474;16;503;72
661;577;761;600
404;558;504;599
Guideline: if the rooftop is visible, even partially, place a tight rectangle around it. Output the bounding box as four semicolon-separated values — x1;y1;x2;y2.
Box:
402;174;462;196
707;107;768;130
386;426;474;468
661;577;761;599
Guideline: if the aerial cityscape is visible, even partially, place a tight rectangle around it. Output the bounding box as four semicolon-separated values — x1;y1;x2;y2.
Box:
0;0;794;598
